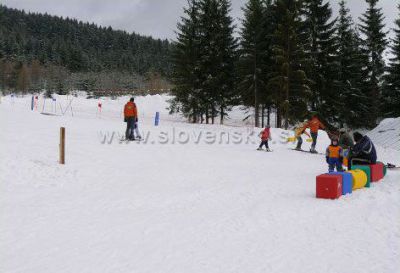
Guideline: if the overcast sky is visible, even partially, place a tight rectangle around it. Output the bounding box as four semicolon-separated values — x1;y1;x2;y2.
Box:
2;0;398;40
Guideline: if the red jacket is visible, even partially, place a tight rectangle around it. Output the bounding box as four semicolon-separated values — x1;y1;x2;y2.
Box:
260;128;271;141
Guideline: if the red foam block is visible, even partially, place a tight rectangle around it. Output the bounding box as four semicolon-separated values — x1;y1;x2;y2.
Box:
316;174;342;199
370;163;384;182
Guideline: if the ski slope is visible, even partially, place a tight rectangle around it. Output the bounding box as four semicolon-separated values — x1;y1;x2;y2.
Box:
368;117;400;151
1;94;399;273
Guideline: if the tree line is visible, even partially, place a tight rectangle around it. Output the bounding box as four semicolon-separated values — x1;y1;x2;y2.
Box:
170;0;400;129
0;5;172;96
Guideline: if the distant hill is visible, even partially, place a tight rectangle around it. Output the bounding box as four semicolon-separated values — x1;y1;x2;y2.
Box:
0;5;172;95
0;5;171;74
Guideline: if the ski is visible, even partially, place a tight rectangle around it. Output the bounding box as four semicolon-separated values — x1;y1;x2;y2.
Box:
290;148;324;155
119;138;141;143
257;149;273;152
386;163;400;170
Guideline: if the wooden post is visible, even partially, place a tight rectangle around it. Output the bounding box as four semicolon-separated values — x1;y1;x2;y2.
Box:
59;127;65;164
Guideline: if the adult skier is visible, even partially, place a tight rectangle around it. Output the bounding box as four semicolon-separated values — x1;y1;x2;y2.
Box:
124;98;138;140
303;114;325;153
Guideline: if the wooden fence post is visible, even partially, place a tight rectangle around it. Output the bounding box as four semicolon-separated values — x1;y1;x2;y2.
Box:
59;127;65;164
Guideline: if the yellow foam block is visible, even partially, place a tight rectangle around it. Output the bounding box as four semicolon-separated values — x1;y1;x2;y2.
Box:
347;170;367;190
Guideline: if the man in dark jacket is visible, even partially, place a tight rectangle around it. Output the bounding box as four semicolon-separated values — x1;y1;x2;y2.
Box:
349;132;377;169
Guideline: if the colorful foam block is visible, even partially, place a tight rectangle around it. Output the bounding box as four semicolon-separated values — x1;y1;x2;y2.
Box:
370;163;384;182
377;161;387;177
348;170;368;190
316;174;342;199
328;172;352;195
352;165;371;187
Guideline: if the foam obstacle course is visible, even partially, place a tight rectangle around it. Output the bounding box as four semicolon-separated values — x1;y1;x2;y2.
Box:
316;162;386;199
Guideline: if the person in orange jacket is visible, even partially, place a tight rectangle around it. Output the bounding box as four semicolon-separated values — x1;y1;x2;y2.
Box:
325;137;343;172
124;97;138;140
304;114;325;153
257;125;272;151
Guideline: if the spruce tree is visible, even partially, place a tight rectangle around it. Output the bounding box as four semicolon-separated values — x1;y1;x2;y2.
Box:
197;0;237;124
359;0;388;127
301;0;338;123
382;5;400;118
335;0;369;127
170;0;202;123
238;0;271;127
268;0;310;129
215;0;238;124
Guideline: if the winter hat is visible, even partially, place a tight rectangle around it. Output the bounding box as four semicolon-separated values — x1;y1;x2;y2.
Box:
353;132;363;142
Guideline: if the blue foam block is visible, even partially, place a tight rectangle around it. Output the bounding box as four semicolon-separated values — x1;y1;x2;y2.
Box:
327;172;352;195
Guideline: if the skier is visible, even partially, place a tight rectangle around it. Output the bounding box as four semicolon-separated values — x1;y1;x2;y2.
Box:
304;114;325;153
294;121;311;150
257;125;272;151
325;137;343;172
124;97;138;140
348;132;377;170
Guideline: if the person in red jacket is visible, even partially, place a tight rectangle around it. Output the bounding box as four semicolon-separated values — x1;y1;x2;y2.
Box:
124;98;138;140
304;114;325;153
257;125;272;151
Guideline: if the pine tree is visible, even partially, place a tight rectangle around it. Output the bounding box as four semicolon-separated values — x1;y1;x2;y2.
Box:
238;0;270;127
170;0;202;123
215;0;238;124
197;0;237;124
335;0;369;127
359;0;388;127
197;0;220;124
301;0;338;123
268;0;310;129
382;4;400;118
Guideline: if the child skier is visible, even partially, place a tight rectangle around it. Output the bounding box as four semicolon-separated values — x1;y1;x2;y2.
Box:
294;121;311;150
257;125;271;151
325;138;343;172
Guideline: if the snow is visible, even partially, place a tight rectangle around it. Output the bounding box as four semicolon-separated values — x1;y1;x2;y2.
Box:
367;117;400;151
1;94;399;273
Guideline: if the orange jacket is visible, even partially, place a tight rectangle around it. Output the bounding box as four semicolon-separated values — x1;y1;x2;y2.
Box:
326;145;342;158
305;117;325;133
124;102;137;118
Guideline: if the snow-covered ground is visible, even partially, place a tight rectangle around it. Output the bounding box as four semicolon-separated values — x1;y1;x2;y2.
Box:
368;117;400;151
1;94;399;273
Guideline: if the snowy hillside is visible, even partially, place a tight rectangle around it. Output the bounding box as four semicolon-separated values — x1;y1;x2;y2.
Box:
368;118;400;151
0;94;399;273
